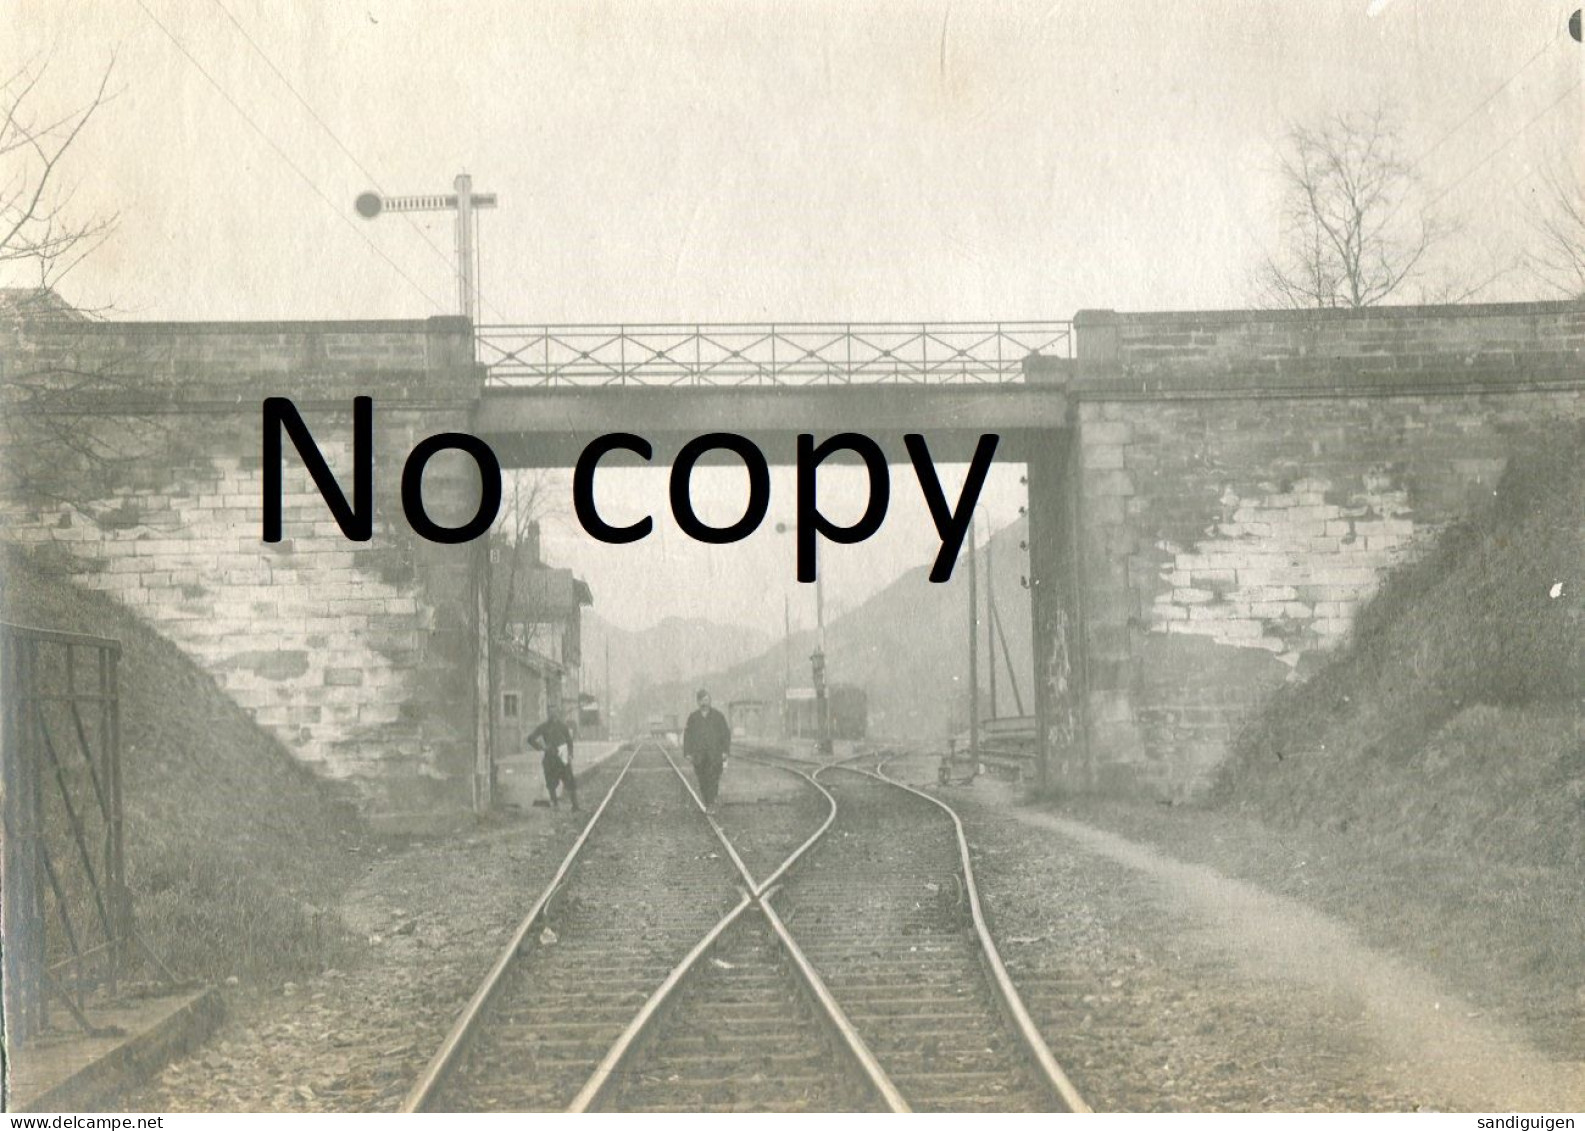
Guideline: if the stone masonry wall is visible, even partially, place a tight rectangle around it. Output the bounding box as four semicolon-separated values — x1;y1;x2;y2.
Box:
0;318;488;830
8;302;1582;815
1066;301;1585;799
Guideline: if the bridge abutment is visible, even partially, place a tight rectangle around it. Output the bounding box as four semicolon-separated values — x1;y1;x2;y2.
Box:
1055;300;1585;800
1022;353;1087;795
1;316;489;830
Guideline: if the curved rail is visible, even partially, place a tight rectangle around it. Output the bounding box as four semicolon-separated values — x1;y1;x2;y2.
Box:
567;749;908;1113
566;893;755;1112
404;738;1080;1113
872;752;1091;1114
683;752;839;896
665;750;910;1114
400;745;642;1112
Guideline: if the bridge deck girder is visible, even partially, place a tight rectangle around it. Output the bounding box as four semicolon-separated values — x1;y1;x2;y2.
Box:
474;385;1069;467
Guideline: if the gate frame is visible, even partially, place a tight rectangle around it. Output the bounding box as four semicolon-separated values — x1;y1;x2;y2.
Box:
1;622;134;1040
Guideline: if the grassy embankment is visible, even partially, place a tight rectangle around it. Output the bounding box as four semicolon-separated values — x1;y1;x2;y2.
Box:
1195;425;1584;1050
1052;427;1582;1056
1218;427;1583;872
2;544;362;984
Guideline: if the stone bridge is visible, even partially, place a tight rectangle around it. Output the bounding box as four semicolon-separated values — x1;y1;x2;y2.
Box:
2;300;1580;827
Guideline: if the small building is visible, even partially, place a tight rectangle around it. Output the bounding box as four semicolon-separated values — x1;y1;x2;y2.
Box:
784;685;868;741
488;525;593;773
783;687;816;738
728;698;770;739
496;644;563;762
577;690;604;737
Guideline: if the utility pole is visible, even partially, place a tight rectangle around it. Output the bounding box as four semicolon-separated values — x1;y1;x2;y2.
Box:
985;518;998;721
776;519;831;755
813;558;831;756
783;595;792;739
355;172;497;324
603;637;611;740
967;521;980;769
454;173;478;324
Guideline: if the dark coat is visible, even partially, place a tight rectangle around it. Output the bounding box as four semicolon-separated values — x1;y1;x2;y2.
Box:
527;718;574;763
683;706;731;762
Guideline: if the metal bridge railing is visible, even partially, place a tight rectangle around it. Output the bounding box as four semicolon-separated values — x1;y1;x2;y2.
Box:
475;322;1073;386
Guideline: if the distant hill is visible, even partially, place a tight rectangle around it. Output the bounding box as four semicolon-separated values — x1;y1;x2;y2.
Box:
622;519;1035;742
584;612;772;717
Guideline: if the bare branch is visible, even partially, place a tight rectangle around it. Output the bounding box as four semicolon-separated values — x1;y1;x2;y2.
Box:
0;55;145;509
1258;104;1460;310
1525;164;1585;299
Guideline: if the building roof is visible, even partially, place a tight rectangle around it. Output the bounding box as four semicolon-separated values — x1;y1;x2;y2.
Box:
494;562;594;620
497;640;563;677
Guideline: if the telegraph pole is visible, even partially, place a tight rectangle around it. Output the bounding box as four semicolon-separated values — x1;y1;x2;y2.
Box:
813;557;831;757
967;521;980;768
985;519;998;720
454;174;478;324
355;173;497;324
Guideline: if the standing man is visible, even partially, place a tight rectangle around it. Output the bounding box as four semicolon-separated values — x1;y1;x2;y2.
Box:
683;689;731;815
527;702;579;812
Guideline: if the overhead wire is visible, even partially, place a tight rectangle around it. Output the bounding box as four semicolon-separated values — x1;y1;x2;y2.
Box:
133;0;450;314
1379;67;1580;302
149;1;1578;319
1419;75;1581;215
1366;30;1580;264
205;0;511;323
1407;24;1563;173
203;0;508;322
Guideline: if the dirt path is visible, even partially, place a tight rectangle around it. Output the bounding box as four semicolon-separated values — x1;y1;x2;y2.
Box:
1018;810;1585;1112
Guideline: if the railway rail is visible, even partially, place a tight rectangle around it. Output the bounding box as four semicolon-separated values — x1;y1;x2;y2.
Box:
402;738;1089;1113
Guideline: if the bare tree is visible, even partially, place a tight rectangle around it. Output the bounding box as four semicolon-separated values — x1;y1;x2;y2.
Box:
492;471;560;655
1526;165;1585;299
485;471;565;794
1;56;116;297
0;56;145;508
1259;106;1460;309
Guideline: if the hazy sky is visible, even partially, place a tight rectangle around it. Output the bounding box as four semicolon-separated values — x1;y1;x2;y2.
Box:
7;0;1581;631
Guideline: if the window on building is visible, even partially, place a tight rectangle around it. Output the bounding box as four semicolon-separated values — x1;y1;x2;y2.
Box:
502;692;520;719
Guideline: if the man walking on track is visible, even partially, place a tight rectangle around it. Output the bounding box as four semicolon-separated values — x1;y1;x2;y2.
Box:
527;702;579;811
683;688;731;815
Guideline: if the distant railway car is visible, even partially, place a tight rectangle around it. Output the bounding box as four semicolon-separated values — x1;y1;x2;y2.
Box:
829;684;867;740
783;684;867;740
728;698;771;739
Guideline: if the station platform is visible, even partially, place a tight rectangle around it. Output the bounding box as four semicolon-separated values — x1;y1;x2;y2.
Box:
494;740;625;809
6;987;223;1112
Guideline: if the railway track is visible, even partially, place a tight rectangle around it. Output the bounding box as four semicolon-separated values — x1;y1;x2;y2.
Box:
403;738;1089;1113
776;756;1086;1112
411;743;740;1111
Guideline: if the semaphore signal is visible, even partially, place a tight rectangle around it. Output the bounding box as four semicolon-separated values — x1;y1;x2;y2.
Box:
355;173;498;324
